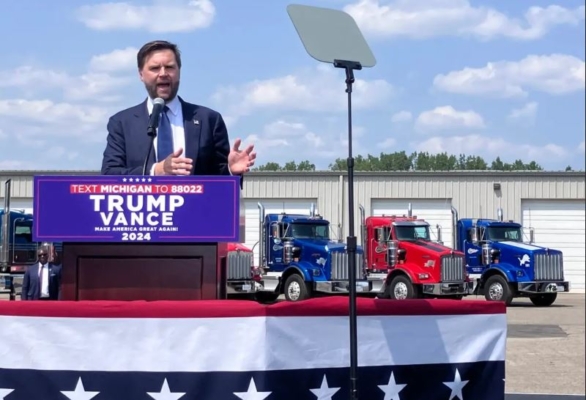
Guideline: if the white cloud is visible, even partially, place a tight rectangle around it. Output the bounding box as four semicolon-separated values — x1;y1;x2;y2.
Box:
0;144;82;170
508;102;538;125
89;47;138;72
391;110;412;122
415;105;485;132
0;66;68;90
380;138;397;148
75;0;215;33
211;64;394;120
413;134;568;163
0;160;26;170
579;141;585;154
433;54;585;98
243;119;369;167
0;47;139;103
0;99;110;142
0;46;149;170
0;99;106;127
344;0;585;40
243;120;326;161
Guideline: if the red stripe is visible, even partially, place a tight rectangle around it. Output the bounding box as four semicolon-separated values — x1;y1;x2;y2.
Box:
0;297;505;318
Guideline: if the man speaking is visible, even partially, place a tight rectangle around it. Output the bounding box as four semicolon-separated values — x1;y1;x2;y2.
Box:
100;40;255;178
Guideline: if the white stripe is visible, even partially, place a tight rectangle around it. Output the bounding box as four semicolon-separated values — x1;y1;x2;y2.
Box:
501;241;542;251
0;314;506;372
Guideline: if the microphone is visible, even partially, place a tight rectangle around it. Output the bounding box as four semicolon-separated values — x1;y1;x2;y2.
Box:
142;97;165;176
147;97;165;136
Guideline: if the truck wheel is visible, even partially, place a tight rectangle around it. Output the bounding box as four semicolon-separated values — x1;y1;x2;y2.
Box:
530;293;557;307
388;275;416;300
484;275;513;305
284;274;311;302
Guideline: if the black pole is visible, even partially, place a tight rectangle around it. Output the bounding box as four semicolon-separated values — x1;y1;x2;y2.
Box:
334;58;362;400
142;128;157;176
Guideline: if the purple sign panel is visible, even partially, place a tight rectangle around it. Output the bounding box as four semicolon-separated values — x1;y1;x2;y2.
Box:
32;175;241;243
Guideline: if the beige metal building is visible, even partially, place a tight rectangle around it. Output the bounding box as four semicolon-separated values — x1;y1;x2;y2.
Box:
1;170;585;292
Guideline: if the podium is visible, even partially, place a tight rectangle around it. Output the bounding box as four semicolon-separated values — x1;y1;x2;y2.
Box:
32;175;242;301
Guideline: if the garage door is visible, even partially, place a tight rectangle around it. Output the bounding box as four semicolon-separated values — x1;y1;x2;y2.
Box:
244;199;316;266
371;199;454;248
0;197;33;214
522;199;585;292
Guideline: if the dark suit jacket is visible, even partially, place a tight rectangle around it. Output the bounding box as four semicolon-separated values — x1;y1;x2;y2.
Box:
100;97;242;187
21;262;62;300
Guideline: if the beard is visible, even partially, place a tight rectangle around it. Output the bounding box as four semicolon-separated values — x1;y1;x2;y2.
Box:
145;81;180;102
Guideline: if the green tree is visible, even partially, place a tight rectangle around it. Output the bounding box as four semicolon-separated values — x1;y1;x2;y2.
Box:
252;160;316;171
255;151;552;172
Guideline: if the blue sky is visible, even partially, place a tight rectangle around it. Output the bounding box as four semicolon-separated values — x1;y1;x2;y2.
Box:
0;0;584;171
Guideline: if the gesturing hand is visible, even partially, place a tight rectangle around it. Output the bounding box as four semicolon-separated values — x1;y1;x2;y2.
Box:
228;139;256;174
155;148;193;175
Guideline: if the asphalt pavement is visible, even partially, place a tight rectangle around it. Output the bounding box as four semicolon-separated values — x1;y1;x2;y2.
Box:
501;293;585;396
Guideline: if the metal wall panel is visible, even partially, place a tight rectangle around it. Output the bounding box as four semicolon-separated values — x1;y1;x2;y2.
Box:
0;171;584;242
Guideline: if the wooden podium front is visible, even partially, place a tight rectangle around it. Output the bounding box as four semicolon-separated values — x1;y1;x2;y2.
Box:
33;175;241;302
60;242;228;301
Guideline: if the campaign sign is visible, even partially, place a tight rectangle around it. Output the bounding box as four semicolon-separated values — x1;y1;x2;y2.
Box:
32;175;240;243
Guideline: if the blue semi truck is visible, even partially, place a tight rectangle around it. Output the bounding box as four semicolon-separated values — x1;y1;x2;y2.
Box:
254;202;371;303
451;206;570;306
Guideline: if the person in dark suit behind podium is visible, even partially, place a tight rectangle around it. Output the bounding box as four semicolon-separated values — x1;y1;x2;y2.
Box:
21;247;62;301
100;40;256;179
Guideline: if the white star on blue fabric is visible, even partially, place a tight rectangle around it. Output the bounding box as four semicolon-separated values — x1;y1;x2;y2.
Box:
146;378;186;400
378;371;407;400
443;369;469;400
60;377;100;400
0;388;14;400
310;375;341;399
233;377;272;400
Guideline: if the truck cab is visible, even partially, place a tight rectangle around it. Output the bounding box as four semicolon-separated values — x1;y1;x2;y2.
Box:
0;209;39;297
359;204;471;300
453;207;570;306
255;202;370;302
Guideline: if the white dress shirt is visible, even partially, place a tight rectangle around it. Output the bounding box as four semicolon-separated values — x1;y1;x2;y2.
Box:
39;263;49;298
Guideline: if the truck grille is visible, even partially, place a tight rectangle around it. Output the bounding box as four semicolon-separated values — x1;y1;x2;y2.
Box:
227;251;253;280
441;254;465;282
534;253;564;281
330;251;363;280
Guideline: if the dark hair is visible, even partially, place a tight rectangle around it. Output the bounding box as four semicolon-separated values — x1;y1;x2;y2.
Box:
137;40;182;70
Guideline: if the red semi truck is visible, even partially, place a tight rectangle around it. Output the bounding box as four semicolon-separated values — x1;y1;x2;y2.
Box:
359;204;472;299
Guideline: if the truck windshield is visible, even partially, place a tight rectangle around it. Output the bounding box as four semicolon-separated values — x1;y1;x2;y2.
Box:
394;225;431;241
486;226;523;242
290;223;330;240
13;220;37;263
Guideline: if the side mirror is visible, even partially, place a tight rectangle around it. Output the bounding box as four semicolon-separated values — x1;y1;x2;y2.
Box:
436;224;443;244
271;223;279;239
375;228;384;242
381;226;391;241
470;227;480;244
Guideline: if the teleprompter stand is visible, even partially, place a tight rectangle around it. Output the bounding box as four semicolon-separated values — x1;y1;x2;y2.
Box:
287;5;377;399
